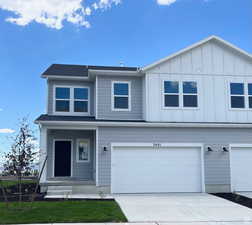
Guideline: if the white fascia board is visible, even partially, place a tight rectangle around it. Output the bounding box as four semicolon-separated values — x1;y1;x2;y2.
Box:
142;35;252;72
89;69;142;77
42;75;90;80
35;120;252;128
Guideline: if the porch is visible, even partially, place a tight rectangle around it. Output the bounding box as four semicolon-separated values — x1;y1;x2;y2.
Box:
39;126;104;195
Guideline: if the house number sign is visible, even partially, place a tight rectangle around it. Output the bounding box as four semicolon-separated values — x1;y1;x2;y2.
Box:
153;143;162;148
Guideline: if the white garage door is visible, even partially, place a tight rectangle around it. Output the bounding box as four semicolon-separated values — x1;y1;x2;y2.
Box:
111;144;204;193
230;145;252;192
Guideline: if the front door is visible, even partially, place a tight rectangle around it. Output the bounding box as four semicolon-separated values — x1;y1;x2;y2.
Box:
54;140;71;177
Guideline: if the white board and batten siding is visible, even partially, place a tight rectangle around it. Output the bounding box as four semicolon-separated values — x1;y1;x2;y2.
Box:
111;143;205;194
145;39;252;123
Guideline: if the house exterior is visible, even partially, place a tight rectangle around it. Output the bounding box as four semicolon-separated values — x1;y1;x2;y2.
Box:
35;36;252;194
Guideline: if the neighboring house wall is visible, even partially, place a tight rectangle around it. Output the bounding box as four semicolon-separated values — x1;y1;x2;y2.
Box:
47;80;95;116
98;126;252;192
96;75;143;120
46;129;95;180
146;39;252;123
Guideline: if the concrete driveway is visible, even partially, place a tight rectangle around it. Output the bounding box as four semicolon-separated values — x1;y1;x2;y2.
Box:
115;193;252;223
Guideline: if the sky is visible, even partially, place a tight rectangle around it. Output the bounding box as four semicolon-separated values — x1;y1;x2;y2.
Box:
0;0;251;164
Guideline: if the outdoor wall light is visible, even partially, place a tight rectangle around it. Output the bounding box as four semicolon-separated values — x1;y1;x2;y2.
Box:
103;146;108;152
222;147;229;152
207;147;213;152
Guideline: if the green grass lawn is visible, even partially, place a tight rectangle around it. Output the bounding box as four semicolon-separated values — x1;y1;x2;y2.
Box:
0;200;127;224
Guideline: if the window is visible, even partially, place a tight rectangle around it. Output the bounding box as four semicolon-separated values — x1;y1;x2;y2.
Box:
163;81;198;108
112;81;131;111
76;139;90;162
183;82;198;107
248;84;252;108
54;86;89;114
55;87;70;112
230;83;245;108
74;88;88;112
164;81;179;107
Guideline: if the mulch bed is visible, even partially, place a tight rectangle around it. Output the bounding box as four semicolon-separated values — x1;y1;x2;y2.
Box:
212;193;252;209
0;183;46;202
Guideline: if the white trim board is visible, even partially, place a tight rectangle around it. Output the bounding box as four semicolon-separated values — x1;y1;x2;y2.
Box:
36;120;252;128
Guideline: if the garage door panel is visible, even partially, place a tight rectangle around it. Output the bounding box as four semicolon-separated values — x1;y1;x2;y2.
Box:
111;146;203;193
231;147;252;192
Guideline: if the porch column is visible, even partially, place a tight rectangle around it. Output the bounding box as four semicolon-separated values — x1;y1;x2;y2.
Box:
39;126;47;183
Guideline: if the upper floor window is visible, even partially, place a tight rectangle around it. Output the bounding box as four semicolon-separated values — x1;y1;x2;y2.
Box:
164;81;179;107
74;88;88;113
230;82;252;109
54;86;89;114
164;81;198;108
183;81;198;107
112;81;131;111
55;87;70;112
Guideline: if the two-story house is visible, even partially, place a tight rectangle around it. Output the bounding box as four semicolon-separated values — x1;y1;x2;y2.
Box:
35;36;252;195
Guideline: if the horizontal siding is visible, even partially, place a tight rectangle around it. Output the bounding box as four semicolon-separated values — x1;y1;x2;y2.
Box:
47;130;95;180
98;127;252;187
97;76;143;120
47;80;95;116
146;40;252;123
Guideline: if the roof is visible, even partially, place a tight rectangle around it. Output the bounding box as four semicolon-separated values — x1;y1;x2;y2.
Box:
42;64;138;77
142;35;252;71
35;114;145;123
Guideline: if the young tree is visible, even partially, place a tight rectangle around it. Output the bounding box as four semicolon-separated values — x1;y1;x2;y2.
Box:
3;117;38;202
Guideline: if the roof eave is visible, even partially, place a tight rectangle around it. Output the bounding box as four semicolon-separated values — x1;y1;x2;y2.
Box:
35;119;252;128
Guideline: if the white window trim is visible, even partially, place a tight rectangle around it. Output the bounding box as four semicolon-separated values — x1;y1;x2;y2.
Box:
162;80;199;110
76;139;90;163
228;82;252;111
111;81;131;111
53;85;90;116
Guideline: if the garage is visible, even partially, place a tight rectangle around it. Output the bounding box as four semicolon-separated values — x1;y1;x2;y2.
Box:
230;144;252;192
111;143;205;193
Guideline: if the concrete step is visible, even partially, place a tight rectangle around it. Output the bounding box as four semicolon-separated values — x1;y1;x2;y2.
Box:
48;185;72;191
46;190;72;196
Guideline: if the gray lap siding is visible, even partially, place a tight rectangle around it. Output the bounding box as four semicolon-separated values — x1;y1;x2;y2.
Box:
98;127;252;192
97;76;143;120
46;130;95;180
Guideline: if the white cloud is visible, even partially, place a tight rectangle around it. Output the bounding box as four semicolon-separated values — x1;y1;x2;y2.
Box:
0;128;15;134
0;0;121;29
156;0;177;5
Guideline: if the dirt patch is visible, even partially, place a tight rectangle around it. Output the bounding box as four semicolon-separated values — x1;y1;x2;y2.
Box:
212;193;252;209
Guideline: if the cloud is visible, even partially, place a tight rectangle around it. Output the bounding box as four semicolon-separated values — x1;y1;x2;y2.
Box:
0;0;121;29
0;129;15;134
156;0;177;5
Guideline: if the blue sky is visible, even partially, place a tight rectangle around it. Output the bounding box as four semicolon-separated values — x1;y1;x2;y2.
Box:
0;0;251;159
